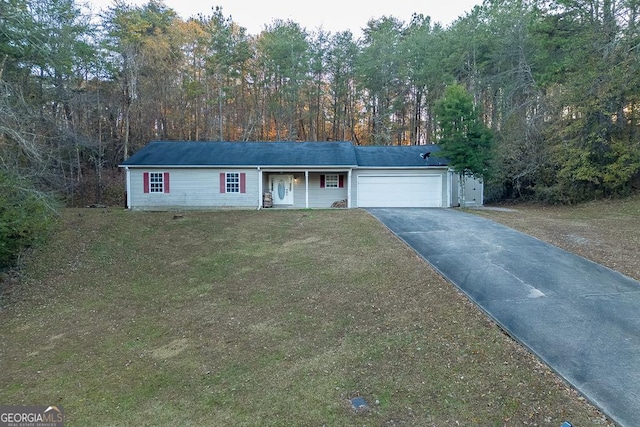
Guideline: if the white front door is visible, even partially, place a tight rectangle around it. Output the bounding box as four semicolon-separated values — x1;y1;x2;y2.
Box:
270;175;294;205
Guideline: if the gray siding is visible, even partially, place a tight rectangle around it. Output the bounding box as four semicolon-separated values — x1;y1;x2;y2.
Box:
129;168;259;210
262;172;349;208
352;168;449;208
126;166;466;210
306;173;348;208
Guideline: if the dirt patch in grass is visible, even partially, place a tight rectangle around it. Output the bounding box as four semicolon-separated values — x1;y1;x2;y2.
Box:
470;195;640;281
0;208;614;426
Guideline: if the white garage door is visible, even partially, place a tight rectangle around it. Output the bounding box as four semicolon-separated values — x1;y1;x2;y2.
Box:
357;175;443;207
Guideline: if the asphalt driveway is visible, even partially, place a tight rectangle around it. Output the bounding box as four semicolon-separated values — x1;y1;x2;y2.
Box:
366;207;640;427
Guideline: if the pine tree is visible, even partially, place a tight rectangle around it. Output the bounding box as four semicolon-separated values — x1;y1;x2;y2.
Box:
435;84;493;204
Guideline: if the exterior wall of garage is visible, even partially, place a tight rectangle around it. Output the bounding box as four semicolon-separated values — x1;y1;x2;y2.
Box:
351;168;449;208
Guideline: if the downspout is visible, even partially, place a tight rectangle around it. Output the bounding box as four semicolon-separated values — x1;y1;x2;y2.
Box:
257;167;262;210
447;169;452;207
305;170;309;208
347;169;352;208
125;167;131;209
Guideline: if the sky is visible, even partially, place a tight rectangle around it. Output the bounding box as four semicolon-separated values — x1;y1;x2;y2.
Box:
86;0;483;36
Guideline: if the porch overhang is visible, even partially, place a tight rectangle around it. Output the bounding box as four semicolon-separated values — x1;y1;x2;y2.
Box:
258;167;354;209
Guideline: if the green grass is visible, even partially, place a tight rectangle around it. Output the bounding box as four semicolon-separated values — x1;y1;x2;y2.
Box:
0;208;612;426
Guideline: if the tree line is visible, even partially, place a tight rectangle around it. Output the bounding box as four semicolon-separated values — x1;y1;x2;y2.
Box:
2;0;640;215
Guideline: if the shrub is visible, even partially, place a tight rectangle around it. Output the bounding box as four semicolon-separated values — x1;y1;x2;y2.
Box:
0;171;59;269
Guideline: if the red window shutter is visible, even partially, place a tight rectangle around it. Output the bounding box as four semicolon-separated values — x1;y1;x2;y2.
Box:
143;172;149;193
240;173;246;193
339;175;344;188
164;172;170;193
320;175;325;188
220;173;226;193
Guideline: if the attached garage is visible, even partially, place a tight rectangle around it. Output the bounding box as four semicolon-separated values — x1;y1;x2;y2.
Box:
121;141;480;210
357;174;443;208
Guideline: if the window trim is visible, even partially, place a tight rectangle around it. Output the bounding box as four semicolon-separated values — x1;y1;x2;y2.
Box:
226;172;240;194
220;172;247;194
149;172;164;193
143;172;170;194
324;174;339;188
320;174;344;189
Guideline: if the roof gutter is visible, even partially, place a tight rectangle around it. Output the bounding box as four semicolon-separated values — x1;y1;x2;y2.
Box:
355;165;448;169
118;164;359;169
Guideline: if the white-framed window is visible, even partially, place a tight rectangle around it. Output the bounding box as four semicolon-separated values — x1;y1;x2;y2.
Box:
220;172;246;194
149;172;164;193
324;174;339;188
226;172;240;193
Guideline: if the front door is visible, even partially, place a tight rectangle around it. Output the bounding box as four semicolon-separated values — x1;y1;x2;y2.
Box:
269;175;294;205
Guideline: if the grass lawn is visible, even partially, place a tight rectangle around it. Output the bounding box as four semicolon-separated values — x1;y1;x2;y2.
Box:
0;208;612;426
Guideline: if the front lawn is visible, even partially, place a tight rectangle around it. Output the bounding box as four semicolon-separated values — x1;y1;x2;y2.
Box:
0;209;611;426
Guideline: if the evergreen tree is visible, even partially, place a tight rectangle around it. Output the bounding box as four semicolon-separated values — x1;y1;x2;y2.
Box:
435;83;494;184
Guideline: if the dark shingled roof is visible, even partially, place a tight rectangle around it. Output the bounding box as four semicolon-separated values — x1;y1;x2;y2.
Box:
354;144;446;167
120;141;448;168
120;141;358;167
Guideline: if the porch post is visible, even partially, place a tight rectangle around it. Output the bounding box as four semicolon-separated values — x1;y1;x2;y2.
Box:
305;170;309;208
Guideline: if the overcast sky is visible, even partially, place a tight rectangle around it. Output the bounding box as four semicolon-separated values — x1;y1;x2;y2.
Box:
87;0;483;36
